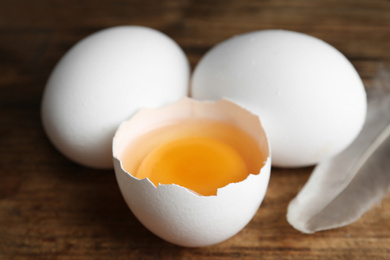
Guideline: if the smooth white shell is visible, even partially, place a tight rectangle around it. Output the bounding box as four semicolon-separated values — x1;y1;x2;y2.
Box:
191;29;367;167
113;98;271;247
41;26;189;169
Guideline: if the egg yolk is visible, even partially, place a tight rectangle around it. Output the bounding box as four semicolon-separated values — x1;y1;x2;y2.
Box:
136;137;248;196
121;119;265;196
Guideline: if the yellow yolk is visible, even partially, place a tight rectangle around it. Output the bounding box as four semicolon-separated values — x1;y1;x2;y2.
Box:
136;137;248;196
121;119;266;196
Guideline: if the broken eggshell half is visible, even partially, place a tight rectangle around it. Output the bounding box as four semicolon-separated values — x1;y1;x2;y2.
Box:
113;98;271;247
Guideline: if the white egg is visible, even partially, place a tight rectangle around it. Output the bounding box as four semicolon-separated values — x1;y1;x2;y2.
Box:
191;29;367;167
113;98;271;247
41;26;189;169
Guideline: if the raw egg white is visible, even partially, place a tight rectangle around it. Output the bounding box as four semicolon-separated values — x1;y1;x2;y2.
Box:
41;26;189;169
113;98;271;247
191;29;367;167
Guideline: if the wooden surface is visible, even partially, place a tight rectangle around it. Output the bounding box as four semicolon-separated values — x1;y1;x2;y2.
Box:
1;0;390;259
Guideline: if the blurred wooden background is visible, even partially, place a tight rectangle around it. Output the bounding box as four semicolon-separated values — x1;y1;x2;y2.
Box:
1;0;390;259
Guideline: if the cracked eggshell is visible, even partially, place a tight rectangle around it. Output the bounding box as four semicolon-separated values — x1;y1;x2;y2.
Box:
41;26;189;169
191;29;367;167
113;98;271;247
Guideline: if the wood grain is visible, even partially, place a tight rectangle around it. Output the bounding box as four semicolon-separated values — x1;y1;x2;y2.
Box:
1;0;390;259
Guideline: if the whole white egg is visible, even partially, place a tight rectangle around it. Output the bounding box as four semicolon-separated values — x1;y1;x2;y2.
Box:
41;26;190;169
191;30;367;167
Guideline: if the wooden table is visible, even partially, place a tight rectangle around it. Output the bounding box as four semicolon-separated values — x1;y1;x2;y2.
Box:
1;0;390;259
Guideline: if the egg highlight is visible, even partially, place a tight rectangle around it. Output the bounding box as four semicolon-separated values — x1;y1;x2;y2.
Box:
191;29;367;167
113;98;271;247
41;26;190;169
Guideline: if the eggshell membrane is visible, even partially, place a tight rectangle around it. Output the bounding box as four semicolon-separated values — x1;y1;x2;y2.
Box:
191;29;367;167
113;98;271;247
41;26;189;169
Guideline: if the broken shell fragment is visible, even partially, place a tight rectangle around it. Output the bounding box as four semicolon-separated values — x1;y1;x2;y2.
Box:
113;98;271;247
